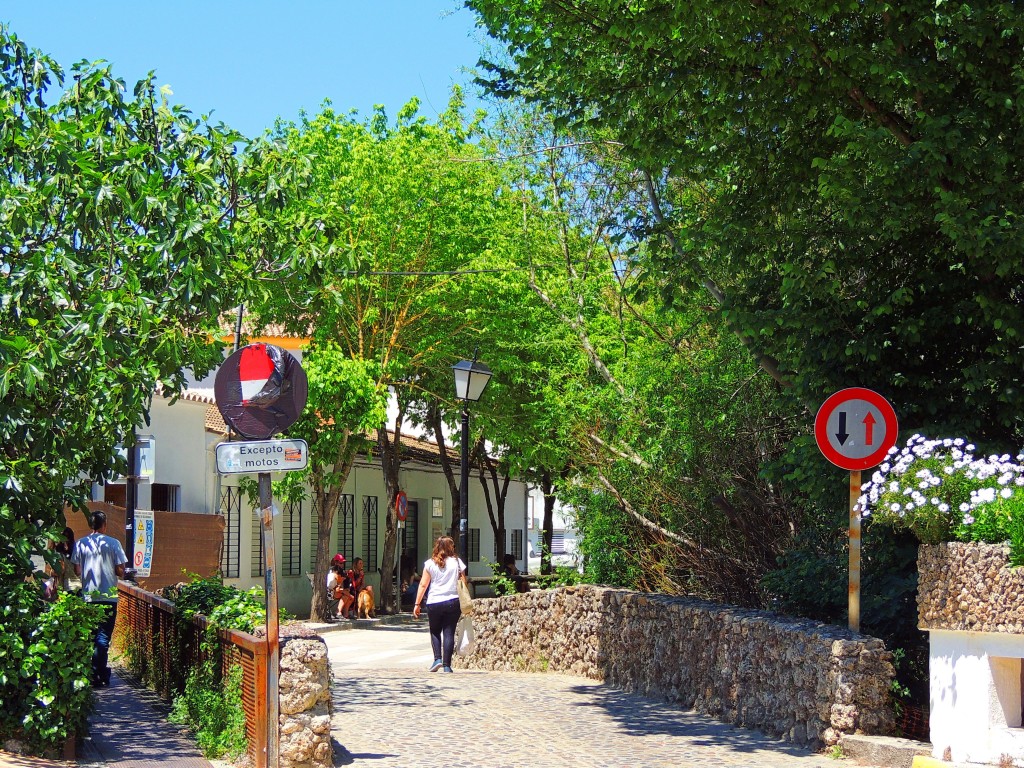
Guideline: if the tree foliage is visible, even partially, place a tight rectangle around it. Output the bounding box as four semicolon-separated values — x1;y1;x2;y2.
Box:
468;0;1024;446
0;27;292;576
250;95;520;612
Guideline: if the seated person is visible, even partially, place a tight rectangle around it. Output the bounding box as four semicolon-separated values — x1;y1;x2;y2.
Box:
327;554;355;619
401;571;420;608
502;553;531;594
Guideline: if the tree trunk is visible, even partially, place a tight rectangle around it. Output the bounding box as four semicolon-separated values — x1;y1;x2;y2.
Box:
308;432;358;622
477;443;511;562
377;406;407;614
540;470;556;575
427;402;460;537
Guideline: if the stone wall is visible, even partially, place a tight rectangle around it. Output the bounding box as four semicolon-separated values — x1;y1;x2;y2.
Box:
279;628;333;768
918;541;1024;633
456;586;894;746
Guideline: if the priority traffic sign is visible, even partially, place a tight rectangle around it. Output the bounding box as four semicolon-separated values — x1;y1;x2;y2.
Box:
815;388;898;471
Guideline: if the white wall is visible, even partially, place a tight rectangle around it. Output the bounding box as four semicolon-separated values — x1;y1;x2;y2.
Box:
929;629;1024;765
99;397;211;514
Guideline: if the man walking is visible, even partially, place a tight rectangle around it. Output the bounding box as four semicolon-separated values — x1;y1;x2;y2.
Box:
72;510;128;687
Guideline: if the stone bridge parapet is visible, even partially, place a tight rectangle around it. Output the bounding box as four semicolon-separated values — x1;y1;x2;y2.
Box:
457;585;894;746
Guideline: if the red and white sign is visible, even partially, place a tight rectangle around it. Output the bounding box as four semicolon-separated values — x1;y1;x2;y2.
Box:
239;344;276;404
815;388;898;471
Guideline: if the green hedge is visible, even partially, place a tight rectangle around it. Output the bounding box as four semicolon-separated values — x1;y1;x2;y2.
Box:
0;565;103;755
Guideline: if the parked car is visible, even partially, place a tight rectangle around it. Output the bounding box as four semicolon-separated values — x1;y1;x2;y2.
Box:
526;542;580;573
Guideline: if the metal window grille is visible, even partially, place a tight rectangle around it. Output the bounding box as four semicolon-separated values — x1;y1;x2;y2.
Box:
551;531;566;554
362;496;378;571
219;486;241;578
493;531;502;561
308;495;320;568
337;494;355;561
511;529;523;560
469;528;481;563
251;507;264;578
403;501;418;554
283;499;302;577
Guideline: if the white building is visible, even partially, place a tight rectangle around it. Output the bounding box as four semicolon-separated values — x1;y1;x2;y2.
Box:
94;336;534;617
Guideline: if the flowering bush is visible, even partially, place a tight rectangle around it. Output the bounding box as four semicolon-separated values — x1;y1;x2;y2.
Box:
858;435;1024;564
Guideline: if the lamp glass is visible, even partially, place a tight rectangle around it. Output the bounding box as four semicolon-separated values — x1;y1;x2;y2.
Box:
452;359;492;402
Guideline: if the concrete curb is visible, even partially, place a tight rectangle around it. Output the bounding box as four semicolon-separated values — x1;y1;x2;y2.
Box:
840;734;930;768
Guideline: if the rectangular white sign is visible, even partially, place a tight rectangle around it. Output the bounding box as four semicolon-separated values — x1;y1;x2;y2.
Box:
115;436;155;482
216;439;309;474
134;509;155;578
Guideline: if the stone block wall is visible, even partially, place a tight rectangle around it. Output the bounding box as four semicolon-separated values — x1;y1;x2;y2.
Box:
456;585;893;746
918;542;1024;633
279;628;333;768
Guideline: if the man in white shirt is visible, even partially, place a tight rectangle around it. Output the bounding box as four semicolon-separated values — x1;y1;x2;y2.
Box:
71;510;128;687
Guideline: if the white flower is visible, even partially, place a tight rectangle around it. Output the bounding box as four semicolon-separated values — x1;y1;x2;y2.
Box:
890;503;901;513
973;487;997;504
938;503;949;513
959;502;970;513
1001;488;1013;499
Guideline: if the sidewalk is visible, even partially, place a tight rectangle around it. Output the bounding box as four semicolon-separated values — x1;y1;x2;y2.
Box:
0;668;214;768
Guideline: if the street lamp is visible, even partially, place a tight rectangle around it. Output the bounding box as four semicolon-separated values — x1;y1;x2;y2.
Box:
452;355;493;566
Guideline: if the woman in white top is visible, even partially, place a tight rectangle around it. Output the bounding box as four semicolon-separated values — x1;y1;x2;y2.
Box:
413;536;467;673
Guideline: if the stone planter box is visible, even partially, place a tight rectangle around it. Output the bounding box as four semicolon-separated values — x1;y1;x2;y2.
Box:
918;542;1024;765
919;542;1024;633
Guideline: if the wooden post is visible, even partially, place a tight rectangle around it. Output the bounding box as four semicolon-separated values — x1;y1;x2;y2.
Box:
848;469;862;633
259;472;280;768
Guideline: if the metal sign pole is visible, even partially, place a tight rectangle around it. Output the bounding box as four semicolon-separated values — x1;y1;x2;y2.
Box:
259;472;280;768
848;469;862;633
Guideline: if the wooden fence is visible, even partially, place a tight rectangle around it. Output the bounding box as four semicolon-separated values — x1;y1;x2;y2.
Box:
67;503;224;593
114;581;268;768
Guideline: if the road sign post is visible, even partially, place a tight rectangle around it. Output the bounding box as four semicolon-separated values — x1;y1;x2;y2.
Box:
814;388;899;633
215;343;308;768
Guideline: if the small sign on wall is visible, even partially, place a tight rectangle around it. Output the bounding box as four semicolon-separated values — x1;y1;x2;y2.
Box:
133;509;154;578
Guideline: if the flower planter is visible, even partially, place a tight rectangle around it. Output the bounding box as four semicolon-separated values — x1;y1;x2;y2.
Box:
63;733;76;760
918;542;1024;633
918;542;1024;765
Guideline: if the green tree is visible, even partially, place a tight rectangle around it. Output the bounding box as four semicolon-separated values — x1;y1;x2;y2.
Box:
467;0;1024;446
251;94;519;612
0;27;291;577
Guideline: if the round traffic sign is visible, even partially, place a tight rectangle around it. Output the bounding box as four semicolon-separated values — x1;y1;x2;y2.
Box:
814;388;898;470
214;344;308;439
395;491;408;522
135;551;144;566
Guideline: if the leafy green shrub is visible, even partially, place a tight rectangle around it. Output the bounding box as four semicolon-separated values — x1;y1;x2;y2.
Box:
161;573;290;760
0;567;102;755
170;663;247;760
486;560;517;597
860;435;1024;561
537;565;585;589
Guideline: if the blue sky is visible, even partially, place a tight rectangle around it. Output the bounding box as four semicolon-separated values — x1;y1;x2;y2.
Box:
2;1;490;138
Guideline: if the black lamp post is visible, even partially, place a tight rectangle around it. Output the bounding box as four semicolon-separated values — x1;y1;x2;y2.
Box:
452;355;493;565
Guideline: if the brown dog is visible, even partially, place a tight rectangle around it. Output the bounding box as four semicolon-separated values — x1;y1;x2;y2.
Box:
357;585;375;619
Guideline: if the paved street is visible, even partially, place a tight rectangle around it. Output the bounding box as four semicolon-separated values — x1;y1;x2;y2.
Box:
322;623;861;768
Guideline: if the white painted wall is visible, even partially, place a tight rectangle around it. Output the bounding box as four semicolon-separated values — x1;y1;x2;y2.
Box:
929;629;1024;765
100;397;211;514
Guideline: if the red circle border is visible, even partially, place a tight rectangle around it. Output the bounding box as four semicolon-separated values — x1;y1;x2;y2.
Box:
814;387;899;471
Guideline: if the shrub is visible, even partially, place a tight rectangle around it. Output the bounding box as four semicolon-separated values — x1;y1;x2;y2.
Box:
0;568;102;755
860;435;1024;562
170;663;247;760
158;573;289;760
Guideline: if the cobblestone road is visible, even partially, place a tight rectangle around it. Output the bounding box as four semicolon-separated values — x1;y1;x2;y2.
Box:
323;624;867;768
